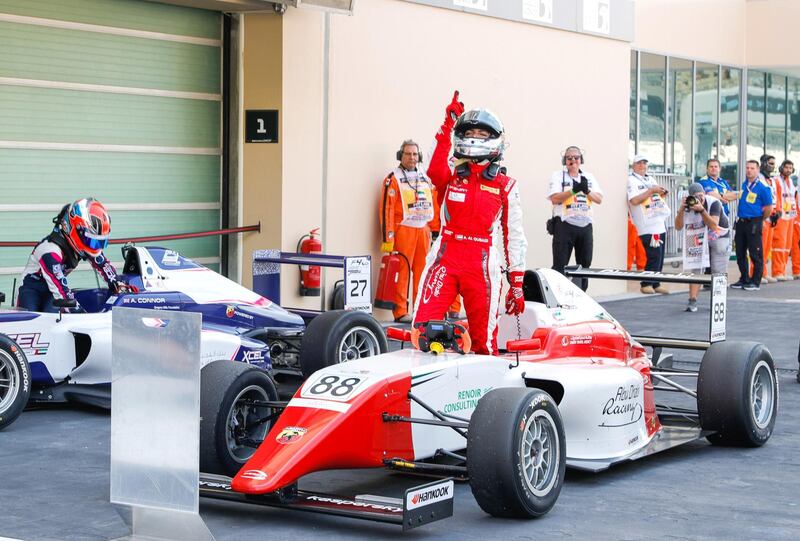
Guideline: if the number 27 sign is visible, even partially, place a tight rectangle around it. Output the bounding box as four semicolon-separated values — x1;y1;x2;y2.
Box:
344;256;372;312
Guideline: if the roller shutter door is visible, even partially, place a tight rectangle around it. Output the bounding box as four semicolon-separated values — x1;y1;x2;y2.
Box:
0;0;221;300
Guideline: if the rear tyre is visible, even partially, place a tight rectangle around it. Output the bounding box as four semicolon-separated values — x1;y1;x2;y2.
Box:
200;361;278;476
697;341;778;447
298;310;388;378
0;334;31;430
467;388;565;518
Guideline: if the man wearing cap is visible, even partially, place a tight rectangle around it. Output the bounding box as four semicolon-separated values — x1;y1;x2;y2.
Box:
731;160;774;291
627;155;671;294
675;183;729;312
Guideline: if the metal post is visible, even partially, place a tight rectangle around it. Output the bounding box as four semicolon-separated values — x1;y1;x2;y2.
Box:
320;12;331;312
664;55;670;173
739;67;748;187
690;60;696;179
635;50;641;155
716;64;721;163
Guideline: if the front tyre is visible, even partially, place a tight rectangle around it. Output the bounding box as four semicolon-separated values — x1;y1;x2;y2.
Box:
298;310;388;378
467;388;566;518
697;341;778;447
200;361;278;476
0;334;31;430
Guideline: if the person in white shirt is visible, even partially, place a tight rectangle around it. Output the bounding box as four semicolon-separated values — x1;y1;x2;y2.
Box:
627;155;670;294
546;146;603;291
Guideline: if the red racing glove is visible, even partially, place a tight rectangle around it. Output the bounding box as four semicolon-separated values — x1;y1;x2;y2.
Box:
111;280;139;294
505;271;525;315
443;90;465;131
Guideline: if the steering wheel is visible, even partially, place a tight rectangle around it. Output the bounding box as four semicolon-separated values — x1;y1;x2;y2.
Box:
410;320;471;355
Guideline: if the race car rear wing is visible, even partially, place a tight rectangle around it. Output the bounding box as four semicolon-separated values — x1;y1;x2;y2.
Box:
564;267;726;350
199;474;453;531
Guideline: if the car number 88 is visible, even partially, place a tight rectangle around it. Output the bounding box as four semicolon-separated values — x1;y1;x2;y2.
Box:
303;374;365;401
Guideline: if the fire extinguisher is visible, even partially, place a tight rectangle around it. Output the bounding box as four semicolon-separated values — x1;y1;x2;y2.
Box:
374;251;410;310
297;228;322;296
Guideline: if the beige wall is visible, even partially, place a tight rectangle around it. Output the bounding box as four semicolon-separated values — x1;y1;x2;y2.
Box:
241;14;283;289
746;0;800;67
634;0;746;65
279;8;326;309
270;0;632;312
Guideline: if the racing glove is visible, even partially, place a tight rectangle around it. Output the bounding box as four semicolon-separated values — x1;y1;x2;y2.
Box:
443;90;465;131
649;233;663;248
579;175;591;195
505;271;525;315
768;211;781;227
380;241;394;253
111;280;139;294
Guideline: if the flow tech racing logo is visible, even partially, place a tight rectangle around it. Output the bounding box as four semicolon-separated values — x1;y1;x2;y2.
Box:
422;265;447;303
405;480;454;510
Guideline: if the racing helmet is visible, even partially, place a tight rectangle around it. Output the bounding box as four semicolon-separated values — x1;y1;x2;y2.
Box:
453;109;506;162
61;198;111;258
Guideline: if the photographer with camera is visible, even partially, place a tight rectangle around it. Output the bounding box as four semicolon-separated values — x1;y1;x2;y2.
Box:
546;146;603;291
675;183;728;312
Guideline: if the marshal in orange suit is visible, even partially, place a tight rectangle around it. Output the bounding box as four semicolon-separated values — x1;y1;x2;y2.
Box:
380;140;459;322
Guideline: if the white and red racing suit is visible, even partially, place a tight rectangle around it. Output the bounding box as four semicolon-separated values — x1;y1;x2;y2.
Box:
17;231;119;312
412;124;527;355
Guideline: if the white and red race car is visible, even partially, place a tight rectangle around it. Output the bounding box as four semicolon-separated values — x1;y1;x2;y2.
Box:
197;268;778;529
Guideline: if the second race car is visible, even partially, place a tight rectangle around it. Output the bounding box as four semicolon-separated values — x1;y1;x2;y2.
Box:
0;245;388;474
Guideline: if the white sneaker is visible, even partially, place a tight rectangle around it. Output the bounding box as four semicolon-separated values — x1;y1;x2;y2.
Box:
776;275;789;282
766;276;778;283
760;277;768;284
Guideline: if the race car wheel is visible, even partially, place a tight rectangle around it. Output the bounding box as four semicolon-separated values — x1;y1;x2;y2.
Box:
467;388;566;518
0;334;31;431
697;341;778;447
298;310;388;379
200;361;278;476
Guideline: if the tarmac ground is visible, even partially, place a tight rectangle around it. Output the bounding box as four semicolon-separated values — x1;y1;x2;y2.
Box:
1;276;799;541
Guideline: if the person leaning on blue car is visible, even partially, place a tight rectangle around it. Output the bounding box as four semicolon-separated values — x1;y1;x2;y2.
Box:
17;197;136;313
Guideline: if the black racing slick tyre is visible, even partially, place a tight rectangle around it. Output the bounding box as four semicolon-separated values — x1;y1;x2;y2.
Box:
467;388;566;518
200;361;278;477
697;341;778;447
298;310;388;379
0;334;31;430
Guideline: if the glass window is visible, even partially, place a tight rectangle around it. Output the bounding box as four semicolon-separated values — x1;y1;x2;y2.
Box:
694;63;718;179
639;53;666;172
788;77;800;166
765;73;787;162
747;71;766;161
668;58;692;175
629;50;637;162
720;67;741;186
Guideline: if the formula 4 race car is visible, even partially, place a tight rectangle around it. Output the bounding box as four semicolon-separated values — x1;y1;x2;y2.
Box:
195;268;777;529
0;245;388;447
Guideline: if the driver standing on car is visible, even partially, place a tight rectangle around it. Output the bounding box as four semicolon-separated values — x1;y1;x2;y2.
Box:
17;198;132;312
413;91;528;356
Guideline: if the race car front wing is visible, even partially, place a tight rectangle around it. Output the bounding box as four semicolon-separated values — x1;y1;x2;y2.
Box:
199;474;454;531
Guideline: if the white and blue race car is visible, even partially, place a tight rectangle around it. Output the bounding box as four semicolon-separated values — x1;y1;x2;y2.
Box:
0;245;387;470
